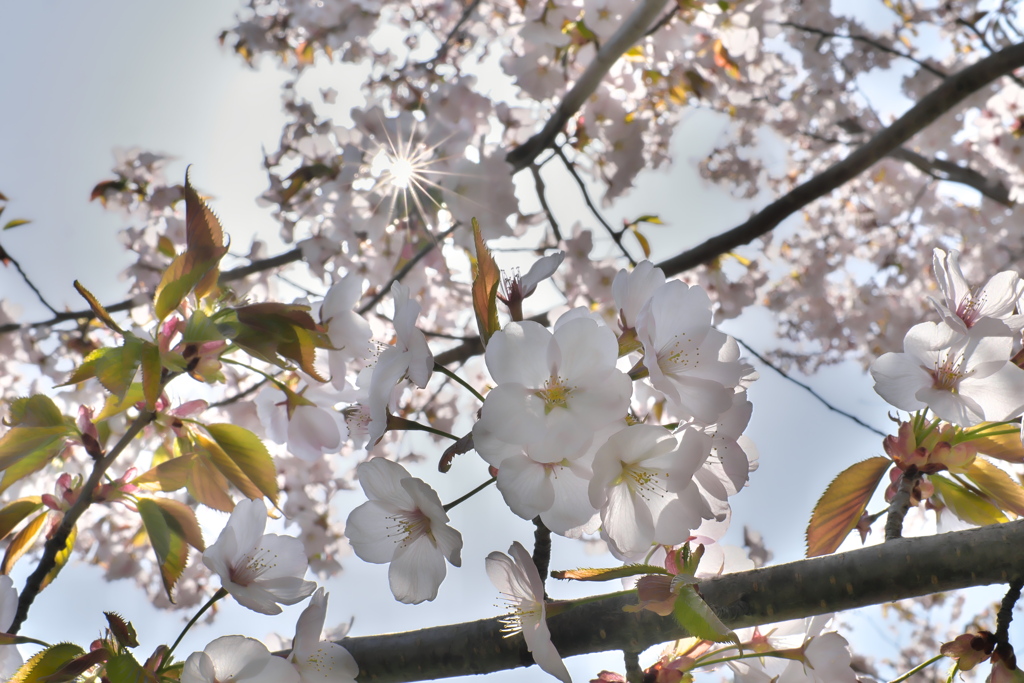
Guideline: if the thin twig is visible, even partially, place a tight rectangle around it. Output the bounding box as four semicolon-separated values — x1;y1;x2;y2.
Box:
11;408;157;633
358;225;458;315
529;164;563;243
427;0;483;66
778;21;946;78
733;336;886;437
1;245;60;315
554;147;637;266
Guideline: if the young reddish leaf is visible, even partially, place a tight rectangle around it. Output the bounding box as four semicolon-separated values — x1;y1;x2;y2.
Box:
138;341;162;411
37;648;109;682
806;456;890;557
186;454;235;513
470;218;501;345
149;498;205;552
965;460;1024;516
972;427;1024;463
73;281;123;334
8;642;85;683
196;434;264;502
230;303;331;379
930;475;1008;526
152;172;228;320
137;497;191;602
0;497;43;540
672;585;738;644
39;525;76;591
204;424;280;506
552;564;669;581
1;511;47;574
0;426;73;495
104;612;140;649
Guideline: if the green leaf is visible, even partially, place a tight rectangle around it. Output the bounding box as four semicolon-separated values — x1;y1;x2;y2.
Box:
133;455;192;493
94;384;146;421
9;642;85;683
73;280;124;334
186;454;235;512
470;218;501;346
137;497;192;602
149;498;204;551
0;497;43;540
972;426;1024;463
965;459;1024;516
672;585;738;643
38;649;109;682
104;653;157;683
551;564;669;581
138;341;162;411
229;303;330;380
205;424;279;505
6;395;66;427
631;227;652;258
0;426;73;495
196;434;265;503
930;474;1008;526
633;214;663;225
182;309;226;344
805;456;890;557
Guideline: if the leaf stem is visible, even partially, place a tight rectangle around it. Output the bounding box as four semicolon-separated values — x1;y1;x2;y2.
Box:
443;477;495;512
433;363;485;403
887;653;945;683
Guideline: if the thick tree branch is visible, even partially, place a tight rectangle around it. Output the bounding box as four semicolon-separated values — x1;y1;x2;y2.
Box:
656;40;1024;276
506;0;670;172
340;520;1024;682
889;147;1014;207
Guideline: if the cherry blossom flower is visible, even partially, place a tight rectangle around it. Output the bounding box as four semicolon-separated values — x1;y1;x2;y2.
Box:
203;498;317;615
589;424;713;556
364;282;434;447
636;281;744;424
930;248;1024;336
870;321;1024;427
486;541;570;683
320;273;373;391
612;260;666;331
728;615;858;683
255;386;346;461
289;588;359;683
182;636;299;683
0;576;23;679
345;458;462;604
474;316;631;463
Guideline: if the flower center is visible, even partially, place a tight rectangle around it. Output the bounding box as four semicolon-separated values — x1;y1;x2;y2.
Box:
496;594;541;637
614;464;668;502
231;546;279;586
534;375;574;413
930;353;967;392
658;334;699;375
955;292;984;328
386;509;432;548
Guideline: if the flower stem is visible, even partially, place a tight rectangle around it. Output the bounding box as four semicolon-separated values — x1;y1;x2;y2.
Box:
887;653;945;683
443;477;495;512
387;414;458;441
161;588;229;669
433;363;486;403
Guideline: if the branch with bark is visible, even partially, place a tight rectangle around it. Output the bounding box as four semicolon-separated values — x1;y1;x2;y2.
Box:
339;519;1024;682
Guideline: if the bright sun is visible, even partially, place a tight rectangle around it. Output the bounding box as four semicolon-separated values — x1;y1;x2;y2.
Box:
387;157;415;189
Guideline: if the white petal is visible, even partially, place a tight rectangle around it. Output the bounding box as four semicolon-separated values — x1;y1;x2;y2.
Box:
390;534;447;603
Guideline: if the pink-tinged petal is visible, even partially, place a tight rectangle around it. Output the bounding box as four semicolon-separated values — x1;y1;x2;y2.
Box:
496;455;556;520
252;535;313;580
603;482;653;556
613;260;665;329
202;636;276;680
255;574;317;605
225;583;287;615
521;615;572;683
346;501;402;564
962;363;1024;422
471;420;524;468
182;651;217;683
293;588;328;659
552;317;618;380
653;492;704;545
919;388;986;427
295;642;359;682
903;322;959;359
356;459;415;508
519;251;565;297
228;499;269;554
485;322;557;387
976;271;1024;318
870;352;930;412
542;463;598;534
390;534;447;604
478;384;547;444
485;550;531;599
508;541;545;600
288;406;342;460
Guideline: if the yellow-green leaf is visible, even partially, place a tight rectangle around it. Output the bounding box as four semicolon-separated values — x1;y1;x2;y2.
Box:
631;227;652;258
552;564;668;581
73;281;123;334
973;426;1024;463
137;498;191;602
104;652;157;683
0;426;73;495
133;456;192;492
930;475;1008;526
806;456;890;557
37;648;109;682
139;341;162;411
470;218;501;346
0;497;43;540
94;384;146;421
9;642;85;683
3;218;30;230
149;498;204;551
965;460;1024;516
6;395;65;428
40;525;76;591
187;455;235;513
197;434;264;502
2;511;48;574
205;424;279;505
673;585;738;643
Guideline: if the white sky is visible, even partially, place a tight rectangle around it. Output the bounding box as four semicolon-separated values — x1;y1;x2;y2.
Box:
0;2;1014;682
